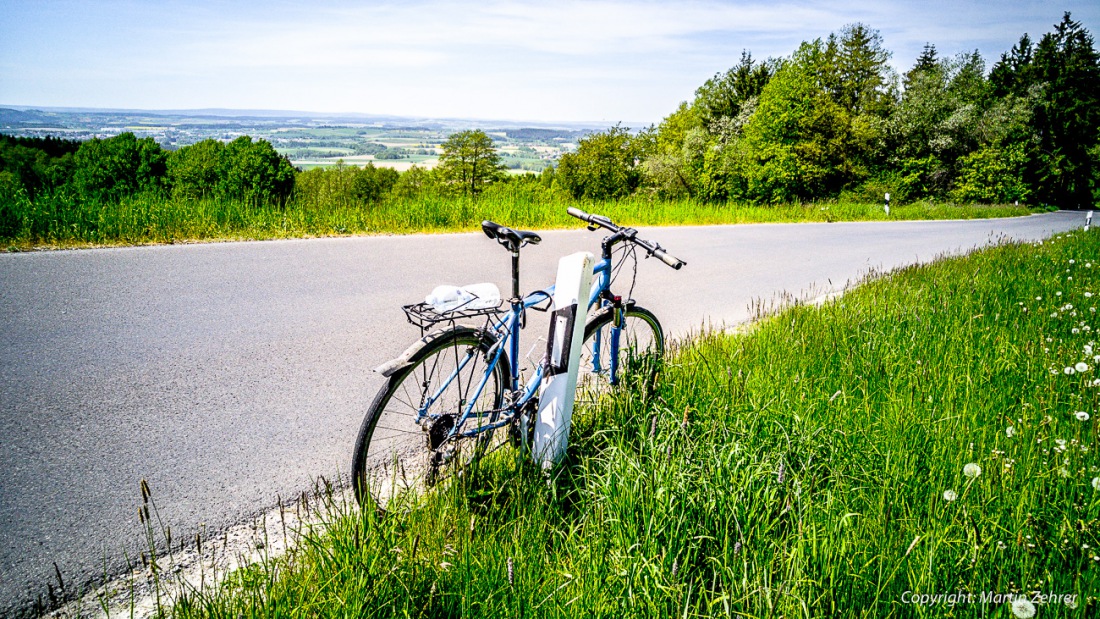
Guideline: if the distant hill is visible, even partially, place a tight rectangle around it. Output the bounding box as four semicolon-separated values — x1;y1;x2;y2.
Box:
0;108;62;127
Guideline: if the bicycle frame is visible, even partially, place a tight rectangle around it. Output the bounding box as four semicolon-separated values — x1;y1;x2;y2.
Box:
413;256;621;440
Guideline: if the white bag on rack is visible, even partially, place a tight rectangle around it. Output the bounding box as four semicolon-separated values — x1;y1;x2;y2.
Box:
425;282;501;314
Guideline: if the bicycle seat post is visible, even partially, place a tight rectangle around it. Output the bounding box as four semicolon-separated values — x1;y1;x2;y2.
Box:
511;247;521;303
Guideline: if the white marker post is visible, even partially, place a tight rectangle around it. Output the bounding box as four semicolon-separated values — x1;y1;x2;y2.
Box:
884;192;890;216
1087;211;1093;231
534;251;595;470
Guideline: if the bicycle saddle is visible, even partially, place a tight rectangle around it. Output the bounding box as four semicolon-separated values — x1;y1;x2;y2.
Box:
481;220;542;250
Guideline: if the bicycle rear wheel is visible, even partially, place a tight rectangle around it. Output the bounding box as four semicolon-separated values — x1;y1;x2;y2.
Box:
352;327;509;507
576;305;664;404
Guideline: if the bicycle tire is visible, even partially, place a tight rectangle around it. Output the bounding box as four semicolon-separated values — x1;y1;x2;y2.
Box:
352;327;510;508
576;305;664;404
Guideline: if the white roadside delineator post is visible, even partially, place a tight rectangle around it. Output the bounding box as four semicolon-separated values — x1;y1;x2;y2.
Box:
1086;211;1093;231
534;251;595;470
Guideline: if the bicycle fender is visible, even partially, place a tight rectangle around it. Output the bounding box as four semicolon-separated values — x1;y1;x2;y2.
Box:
373;327;485;377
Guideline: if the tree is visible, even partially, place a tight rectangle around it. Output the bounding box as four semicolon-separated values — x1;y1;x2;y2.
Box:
218;136;296;205
351;163;399;202
72;132;167;202
736;25;896;202
391;165;440;199
437;130;504;197
693;51;772;131
555;125;642;200
990;34;1036;97
951;142;1031;203
833;23;896;117
905;43;939;89
1030;12;1100;207
167;139;225;199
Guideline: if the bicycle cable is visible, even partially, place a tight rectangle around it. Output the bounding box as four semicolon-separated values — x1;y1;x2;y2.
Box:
610;241;639;303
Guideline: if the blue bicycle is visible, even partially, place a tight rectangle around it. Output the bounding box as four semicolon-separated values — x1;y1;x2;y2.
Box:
352;207;684;506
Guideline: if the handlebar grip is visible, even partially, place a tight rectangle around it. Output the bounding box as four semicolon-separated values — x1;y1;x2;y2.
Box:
567;207;590;222
652;247;685;270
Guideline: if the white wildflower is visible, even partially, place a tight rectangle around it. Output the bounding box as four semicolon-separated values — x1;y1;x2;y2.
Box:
963;463;982;479
1006;426;1016;437
1076;411;1090;421
1076;362;1089;372
1065;366;1076;375
1092;477;1100;491
943;489;957;501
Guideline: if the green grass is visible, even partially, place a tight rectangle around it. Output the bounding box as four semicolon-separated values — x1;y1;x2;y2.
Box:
156;229;1098;617
1;188;1038;251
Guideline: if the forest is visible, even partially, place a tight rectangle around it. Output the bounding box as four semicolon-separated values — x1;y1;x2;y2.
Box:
1;13;1097;244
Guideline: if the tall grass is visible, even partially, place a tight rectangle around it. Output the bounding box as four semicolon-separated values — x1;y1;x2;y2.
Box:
0;187;1036;250
159;230;1098;617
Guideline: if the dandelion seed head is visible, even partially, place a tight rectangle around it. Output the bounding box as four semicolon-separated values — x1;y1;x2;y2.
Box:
943;489;957;501
1065;366;1076;375
1011;596;1036;618
963;463;982;479
1076;362;1089;372
1074;328;1081;334
1076;411;1090;421
1092;477;1100;491
1006;426;1016;437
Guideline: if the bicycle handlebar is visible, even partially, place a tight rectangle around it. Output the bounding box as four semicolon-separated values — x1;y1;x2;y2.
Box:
567;207;685;270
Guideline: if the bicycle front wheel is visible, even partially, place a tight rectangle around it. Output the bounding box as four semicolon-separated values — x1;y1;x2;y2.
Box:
576;305;664;404
352;327;509;508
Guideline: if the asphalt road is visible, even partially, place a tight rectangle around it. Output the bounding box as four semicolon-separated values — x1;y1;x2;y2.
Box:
0;211;1084;615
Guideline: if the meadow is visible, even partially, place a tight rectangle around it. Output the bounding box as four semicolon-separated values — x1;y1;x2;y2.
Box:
139;226;1098;618
1;188;1036;251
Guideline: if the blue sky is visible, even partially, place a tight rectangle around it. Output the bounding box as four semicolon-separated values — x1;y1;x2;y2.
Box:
1;1;1097;125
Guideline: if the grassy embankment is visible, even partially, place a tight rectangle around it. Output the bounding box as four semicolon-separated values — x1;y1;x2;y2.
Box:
152;229;1099;617
1;188;1038;250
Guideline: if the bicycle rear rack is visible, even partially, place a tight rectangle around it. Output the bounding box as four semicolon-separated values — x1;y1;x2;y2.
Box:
401;300;504;331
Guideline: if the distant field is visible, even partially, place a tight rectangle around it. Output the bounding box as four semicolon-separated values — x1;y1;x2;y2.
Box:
293;157;439;171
